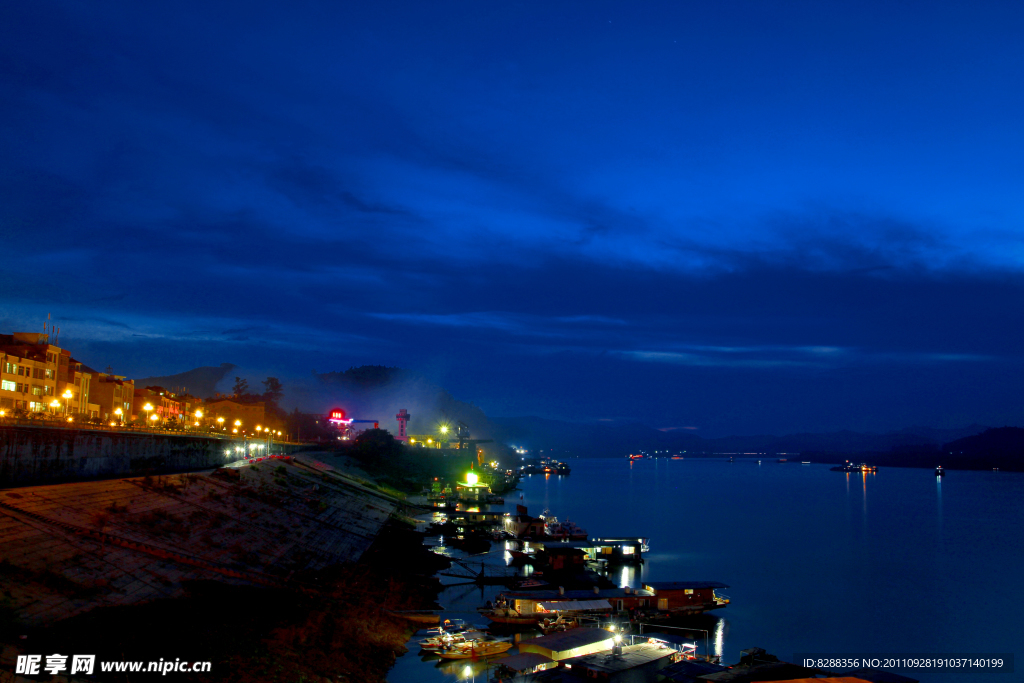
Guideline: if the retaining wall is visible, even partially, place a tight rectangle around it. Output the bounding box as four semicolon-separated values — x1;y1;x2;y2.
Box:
0;425;256;486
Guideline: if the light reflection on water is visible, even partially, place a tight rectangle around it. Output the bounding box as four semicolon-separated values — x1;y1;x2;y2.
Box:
391;460;1024;683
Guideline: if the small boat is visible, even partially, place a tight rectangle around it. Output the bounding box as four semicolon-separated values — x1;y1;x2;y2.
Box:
436;640;513;659
508;549;536;564
419;633;467;651
544;516;588;541
935;466;945;477
540;615;577;634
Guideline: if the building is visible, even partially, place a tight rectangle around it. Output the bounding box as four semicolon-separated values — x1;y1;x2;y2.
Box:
203;398;266;432
133;386;184;424
0;333;61;414
88;371;135;422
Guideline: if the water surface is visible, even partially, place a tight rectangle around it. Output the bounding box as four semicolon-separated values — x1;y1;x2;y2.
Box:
390;459;1023;682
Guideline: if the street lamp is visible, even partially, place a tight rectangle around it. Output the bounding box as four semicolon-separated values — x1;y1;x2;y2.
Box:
62;389;73;417
143;403;154;425
114;407;123;425
217;416;225;430
50;399;60;417
149;414;159;426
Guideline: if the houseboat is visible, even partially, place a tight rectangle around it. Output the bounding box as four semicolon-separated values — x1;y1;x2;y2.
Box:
639;581;731;618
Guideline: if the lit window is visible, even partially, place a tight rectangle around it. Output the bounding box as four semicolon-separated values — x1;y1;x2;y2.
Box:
1;380;15;391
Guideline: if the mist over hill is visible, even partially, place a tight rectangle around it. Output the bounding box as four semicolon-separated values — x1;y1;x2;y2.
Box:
133;363;236;397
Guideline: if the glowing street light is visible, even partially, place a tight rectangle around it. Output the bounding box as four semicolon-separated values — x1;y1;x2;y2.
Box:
143;403;154;424
114;407;123;425
62;389;73;417
217;417;225;430
50;399;60;416
149;414;159;423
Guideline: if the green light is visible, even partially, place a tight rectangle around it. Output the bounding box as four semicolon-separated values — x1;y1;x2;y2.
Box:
466;472;478;485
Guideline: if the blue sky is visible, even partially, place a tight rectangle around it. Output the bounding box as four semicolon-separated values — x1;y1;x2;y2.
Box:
2;1;1023;436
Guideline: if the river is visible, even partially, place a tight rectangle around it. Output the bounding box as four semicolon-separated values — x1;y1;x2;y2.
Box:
389;458;1023;682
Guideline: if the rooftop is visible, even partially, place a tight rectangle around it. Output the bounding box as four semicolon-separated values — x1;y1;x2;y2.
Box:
519;627;614;652
644;581;730;590
563;643;675;673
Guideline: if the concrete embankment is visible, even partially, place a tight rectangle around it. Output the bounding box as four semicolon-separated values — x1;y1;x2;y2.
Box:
0;423;302;487
0;452;444;682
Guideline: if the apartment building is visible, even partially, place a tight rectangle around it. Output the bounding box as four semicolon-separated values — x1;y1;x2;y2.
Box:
89;371;135;422
0;333;60;413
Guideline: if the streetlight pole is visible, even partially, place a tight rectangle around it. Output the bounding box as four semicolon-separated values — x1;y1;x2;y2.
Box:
62;389;73;418
143;403;153;427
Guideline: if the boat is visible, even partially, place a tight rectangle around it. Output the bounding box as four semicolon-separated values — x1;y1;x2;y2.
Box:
507;549;536;564
544;516;587;541
830;462;877;473
419;633;468;651
539;615;577;634
436;640;513;659
479;596;545;625
935;465;945;477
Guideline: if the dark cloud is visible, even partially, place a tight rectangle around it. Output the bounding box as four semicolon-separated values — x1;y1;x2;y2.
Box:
2;1;1024;435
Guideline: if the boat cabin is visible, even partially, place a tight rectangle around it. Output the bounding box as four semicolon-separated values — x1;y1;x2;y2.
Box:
534;538;648;564
539;546;587;571
448;511;504;526
518;627;615;661
641;581;730;613
504;512;547;538
455;481;491;502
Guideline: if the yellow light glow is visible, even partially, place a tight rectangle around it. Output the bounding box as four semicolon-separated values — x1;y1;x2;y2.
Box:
232;428;238;433
143;403;153;411
440;425;448;434
114;408;122;416
67;417;73;422
234;420;241;427
427;438;432;443
149;414;158;421
409;438;415;443
62;390;73;399
195;410;203;418
256;425;262;431
50;400;60;408
466;472;478;485
217;417;224;423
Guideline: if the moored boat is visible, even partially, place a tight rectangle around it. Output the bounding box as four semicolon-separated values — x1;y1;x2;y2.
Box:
436;640;513;659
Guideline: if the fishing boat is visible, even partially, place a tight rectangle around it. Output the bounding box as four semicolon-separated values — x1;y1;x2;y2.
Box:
935;465;945;477
436;640;513;659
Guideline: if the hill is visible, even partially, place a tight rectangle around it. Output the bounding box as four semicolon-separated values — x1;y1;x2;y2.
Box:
133;362;236;397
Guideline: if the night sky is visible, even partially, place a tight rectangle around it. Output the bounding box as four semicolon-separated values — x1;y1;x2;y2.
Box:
2;1;1023;436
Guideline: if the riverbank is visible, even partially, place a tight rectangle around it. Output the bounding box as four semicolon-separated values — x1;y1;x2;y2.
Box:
0;452;446;682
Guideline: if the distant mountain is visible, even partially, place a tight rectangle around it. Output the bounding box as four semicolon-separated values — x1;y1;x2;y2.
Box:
133;362;236;397
942;427;1024;461
487;417;992;460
